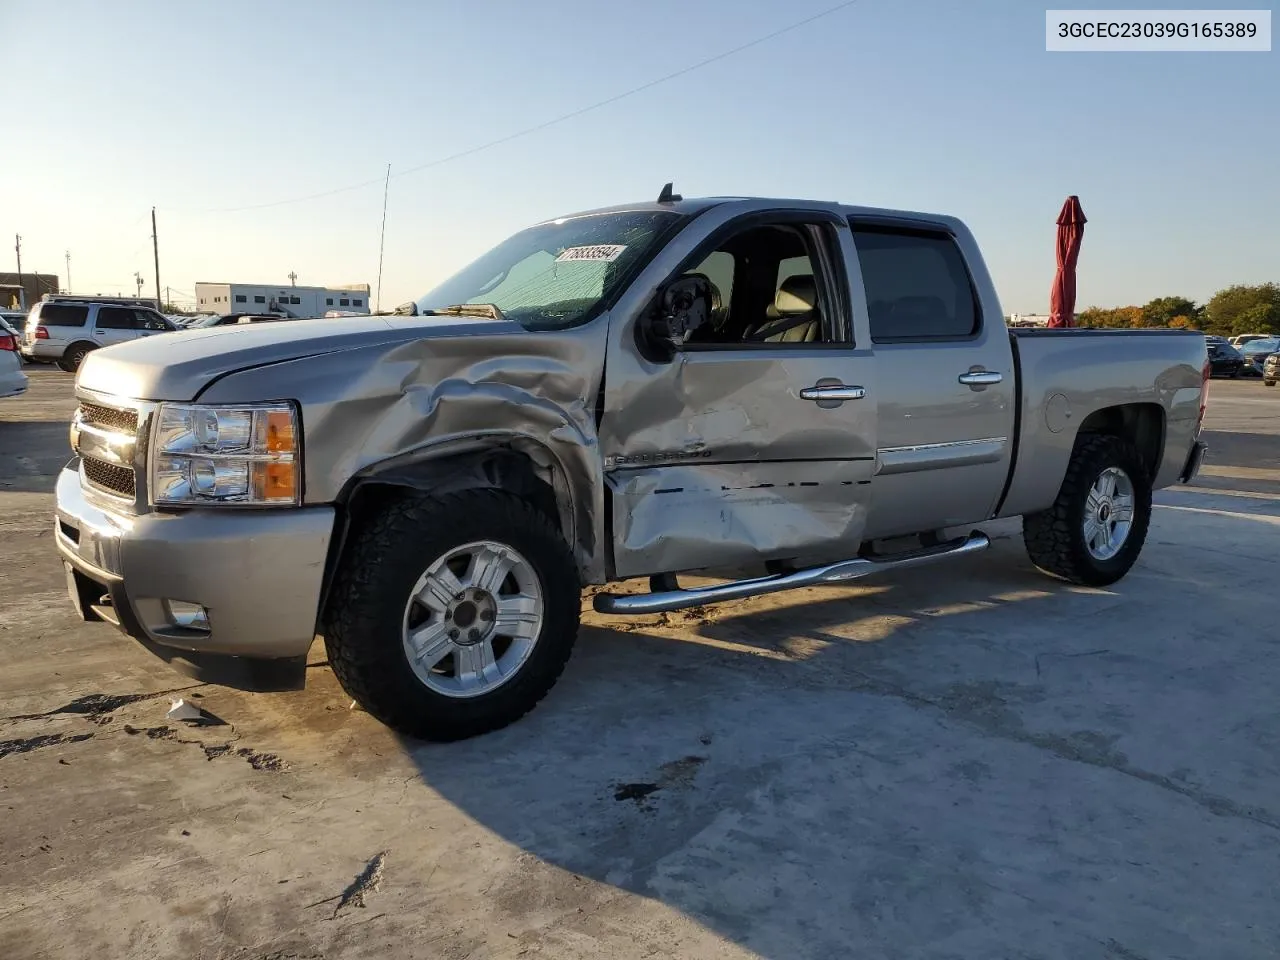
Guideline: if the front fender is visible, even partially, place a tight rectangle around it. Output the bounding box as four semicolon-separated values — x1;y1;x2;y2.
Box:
195;322;609;580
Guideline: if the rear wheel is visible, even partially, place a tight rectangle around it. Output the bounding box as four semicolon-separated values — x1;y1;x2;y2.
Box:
323;489;580;741
1022;434;1152;587
59;343;94;373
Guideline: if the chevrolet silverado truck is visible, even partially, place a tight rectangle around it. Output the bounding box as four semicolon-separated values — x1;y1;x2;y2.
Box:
54;191;1210;740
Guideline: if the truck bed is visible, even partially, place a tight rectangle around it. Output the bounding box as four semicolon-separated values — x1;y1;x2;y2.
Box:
996;327;1207;520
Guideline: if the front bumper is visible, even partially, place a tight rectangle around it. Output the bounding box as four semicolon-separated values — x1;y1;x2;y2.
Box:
1179;440;1207;484
54;463;335;687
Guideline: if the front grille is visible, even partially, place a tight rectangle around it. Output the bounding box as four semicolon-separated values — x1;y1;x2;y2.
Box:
83;456;136;498
79;401;139;435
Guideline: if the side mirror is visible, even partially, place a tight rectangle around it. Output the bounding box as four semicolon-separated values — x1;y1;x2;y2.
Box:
643;276;713;358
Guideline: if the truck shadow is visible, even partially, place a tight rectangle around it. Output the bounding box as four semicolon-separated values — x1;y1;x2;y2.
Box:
391;502;1280;957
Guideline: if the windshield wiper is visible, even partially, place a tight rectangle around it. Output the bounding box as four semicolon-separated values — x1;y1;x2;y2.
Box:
421;303;507;321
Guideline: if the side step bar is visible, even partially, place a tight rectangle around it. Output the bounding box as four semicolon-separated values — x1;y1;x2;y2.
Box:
592;531;991;615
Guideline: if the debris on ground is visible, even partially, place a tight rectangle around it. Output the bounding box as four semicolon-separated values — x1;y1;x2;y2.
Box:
167;699;203;723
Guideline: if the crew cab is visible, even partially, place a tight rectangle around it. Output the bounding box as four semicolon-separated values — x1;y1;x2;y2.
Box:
54;191;1209;740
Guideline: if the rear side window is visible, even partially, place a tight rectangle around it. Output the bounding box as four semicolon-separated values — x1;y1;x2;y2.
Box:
36;304;89;327
96;307;136;330
851;225;980;341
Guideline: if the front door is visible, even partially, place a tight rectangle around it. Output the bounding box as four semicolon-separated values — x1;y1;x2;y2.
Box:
599;208;878;579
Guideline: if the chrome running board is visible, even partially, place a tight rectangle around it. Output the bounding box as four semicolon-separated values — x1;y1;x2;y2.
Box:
593;531;991;615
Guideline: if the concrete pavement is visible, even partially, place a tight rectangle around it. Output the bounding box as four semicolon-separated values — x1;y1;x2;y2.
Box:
1;369;1278;960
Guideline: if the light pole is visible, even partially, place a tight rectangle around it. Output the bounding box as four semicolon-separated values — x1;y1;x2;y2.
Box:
134;272;143;300
65;250;72;293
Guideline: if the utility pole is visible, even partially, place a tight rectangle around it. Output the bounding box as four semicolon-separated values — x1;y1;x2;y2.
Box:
376;162;391;313
14;234;23;309
151;207;161;309
288;271;298;287
65;250;72;293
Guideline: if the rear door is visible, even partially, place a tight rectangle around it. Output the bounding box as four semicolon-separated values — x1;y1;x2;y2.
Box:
848;218;1017;539
93;306;139;348
599;205;878;578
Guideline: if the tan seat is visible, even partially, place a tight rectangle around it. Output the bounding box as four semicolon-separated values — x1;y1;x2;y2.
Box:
750;275;821;343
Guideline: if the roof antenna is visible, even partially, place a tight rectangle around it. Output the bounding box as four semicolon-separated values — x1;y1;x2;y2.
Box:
657;182;682;203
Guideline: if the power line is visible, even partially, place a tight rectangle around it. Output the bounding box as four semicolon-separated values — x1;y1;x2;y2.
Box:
195;0;861;215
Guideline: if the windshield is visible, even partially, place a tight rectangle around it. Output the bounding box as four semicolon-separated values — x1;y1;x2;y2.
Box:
413;210;684;331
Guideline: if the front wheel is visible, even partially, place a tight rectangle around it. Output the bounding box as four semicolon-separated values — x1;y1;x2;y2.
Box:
323;489;581;741
1022;434;1152;587
1266;380;1276;387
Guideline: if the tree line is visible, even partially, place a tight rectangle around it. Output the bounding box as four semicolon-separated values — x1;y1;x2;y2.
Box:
1076;283;1280;337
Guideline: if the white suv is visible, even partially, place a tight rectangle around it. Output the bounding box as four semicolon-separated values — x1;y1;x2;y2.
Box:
21;301;177;372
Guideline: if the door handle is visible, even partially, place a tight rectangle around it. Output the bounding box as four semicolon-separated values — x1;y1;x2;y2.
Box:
800;384;866;401
958;370;1002;386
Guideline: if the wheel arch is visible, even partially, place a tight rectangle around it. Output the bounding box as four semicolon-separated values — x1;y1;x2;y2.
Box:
318;437;586;619
63;340;98;361
1075;402;1166;482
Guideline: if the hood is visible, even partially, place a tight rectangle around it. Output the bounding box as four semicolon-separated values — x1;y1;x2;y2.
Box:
76;315;524;401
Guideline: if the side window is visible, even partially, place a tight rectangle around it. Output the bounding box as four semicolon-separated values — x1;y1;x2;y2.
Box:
851;226;979;341
235;294;247;303
678;222;839;348
339;298;350;307
326;298;334;306
96;307;136;330
255;295;266;304
353;298;363;307
38;304;89;327
289;296;300;305
136;310;170;330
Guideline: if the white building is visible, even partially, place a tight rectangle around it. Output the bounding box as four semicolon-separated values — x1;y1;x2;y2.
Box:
1007;314;1052;327
194;281;372;318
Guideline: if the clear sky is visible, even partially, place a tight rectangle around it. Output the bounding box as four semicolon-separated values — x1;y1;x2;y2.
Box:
3;0;1276;314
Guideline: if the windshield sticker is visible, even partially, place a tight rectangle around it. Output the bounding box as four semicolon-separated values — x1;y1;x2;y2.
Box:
554;244;627;263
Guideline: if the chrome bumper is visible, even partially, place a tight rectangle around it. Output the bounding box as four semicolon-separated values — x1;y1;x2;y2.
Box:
54;464;335;681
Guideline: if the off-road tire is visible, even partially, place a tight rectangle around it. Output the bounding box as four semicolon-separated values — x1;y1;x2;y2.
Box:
1265;380;1276;387
1022;434;1152;587
59;343;94;373
323;489;580;741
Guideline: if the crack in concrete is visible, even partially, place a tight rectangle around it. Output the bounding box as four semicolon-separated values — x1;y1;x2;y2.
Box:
122;724;287;772
1;683;207;723
0;731;95;759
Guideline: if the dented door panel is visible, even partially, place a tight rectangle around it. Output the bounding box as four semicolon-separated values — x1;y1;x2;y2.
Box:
599;201;878;579
609;458;875;576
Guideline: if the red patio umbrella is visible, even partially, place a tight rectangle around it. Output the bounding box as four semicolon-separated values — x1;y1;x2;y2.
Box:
1048;195;1087;328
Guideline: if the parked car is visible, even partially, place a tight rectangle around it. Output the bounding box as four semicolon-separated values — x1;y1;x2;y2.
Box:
1261;349;1279;386
0;320;29;398
21;300;178;372
1229;334;1270;348
54;191;1210;741
1240;337;1280;378
1205;337;1245;378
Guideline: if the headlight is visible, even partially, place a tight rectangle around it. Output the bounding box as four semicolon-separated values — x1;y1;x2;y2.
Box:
150;402;300;506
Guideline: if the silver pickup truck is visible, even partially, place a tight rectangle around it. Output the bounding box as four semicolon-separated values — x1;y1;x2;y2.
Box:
55;192;1209;740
